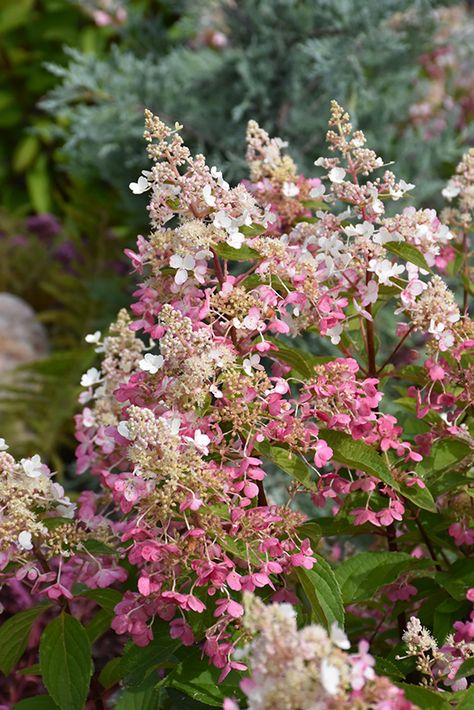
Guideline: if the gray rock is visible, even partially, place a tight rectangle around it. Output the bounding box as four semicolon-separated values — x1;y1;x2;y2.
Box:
0;293;49;373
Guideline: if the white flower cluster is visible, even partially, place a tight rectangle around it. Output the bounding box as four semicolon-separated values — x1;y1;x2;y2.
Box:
227;594;379;710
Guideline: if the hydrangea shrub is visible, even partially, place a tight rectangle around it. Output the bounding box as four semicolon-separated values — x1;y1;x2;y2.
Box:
0;102;473;708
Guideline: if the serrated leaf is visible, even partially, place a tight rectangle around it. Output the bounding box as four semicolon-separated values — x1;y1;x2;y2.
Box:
395;683;452;709
0;604;50;675
256;441;316;490
39;613;93;710
220;534;261;566
373;656;405;680
335;551;417;603
296;555;344;629
319;429;395;486
385;241;431;272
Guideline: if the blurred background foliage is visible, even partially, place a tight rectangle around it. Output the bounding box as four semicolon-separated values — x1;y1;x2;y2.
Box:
42;0;474;223
0;0;473;471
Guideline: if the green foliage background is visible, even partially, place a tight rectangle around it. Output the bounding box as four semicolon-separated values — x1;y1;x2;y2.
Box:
43;0;469;227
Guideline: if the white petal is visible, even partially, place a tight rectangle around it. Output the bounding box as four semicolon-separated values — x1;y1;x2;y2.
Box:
129;175;150;194
321;659;340;695
282;181;299;197
117;421;131;439
169;254;183;269
18;531;33;550
328;167;346;183
330;622;350;650
309;184;325;198
182;254;196;270
175;268;188;285
203;184;216;207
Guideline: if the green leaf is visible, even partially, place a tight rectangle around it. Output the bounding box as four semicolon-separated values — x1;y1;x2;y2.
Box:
82;538;117;556
416;439;471;480
301;199;329;210
319;430;394;486
166;648;241;707
214;243;259;261
0;604;50;675
335;551;417;603
402;482;437;514
267;339;331;378
373;656;405;680
309;514;372;536
455;656;474;680
297;520;322;547
39;613;93;710
256;441;316;490
99;657;123;689
296;555;345;629
220;534;261;566
239;223;266;237
13;134;39;173
457;684;474;709
395;683;452;709
321;429;437;512
19;663;41;676
435;559;474;601
0;0;34;34
121;631;181;687
81;588;122;613
167;689;219;709
26;154;51;213
385;241;431;272
13;697;60;710
433;598;469;643
86;608;113;644
42;517;77;530
116;683;163;710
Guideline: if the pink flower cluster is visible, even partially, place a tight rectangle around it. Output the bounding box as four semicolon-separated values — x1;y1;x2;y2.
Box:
67;100;474;686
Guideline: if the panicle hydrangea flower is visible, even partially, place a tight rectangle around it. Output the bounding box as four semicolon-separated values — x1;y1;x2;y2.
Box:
402;615;474;692
73;102;474;677
0;445;124;605
224;594;413;710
